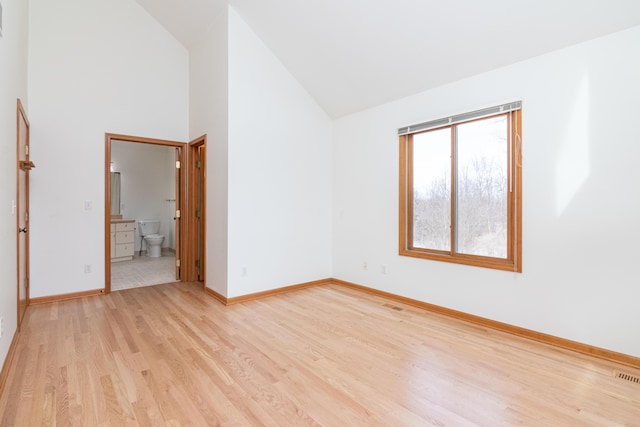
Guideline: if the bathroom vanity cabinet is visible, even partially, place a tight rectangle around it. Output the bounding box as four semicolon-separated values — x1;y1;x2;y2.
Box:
111;220;135;262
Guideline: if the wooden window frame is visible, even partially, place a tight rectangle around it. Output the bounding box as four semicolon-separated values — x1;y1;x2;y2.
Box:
399;110;522;272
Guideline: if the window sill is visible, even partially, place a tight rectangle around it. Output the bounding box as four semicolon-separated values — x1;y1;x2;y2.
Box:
399;247;521;272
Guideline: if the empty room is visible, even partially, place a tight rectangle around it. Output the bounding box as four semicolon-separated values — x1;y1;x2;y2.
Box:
1;0;640;424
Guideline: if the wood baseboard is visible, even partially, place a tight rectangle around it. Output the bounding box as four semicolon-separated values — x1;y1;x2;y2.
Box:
0;329;20;401
205;278;333;306
29;288;105;305
204;287;227;305
331;278;640;369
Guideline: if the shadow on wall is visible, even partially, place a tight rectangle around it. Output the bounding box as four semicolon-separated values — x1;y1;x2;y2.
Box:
555;71;590;216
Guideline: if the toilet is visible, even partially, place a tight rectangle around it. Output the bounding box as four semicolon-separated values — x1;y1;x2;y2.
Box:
138;219;164;257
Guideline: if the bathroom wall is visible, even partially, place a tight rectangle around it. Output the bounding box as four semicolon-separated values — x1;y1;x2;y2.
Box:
0;0;29;376
28;0;189;298
111;141;176;252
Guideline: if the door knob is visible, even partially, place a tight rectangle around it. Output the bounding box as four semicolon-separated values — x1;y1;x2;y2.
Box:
19;227;28;233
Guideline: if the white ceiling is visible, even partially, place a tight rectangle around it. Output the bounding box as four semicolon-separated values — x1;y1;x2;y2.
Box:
136;0;640;118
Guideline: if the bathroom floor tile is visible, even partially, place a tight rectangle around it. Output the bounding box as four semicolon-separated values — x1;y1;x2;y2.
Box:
111;252;176;291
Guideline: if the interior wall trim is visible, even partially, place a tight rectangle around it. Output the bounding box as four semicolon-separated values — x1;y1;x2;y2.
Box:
29;288;104;305
331;278;640;369
207;278;333;306
0;330;20;401
204;287;227;305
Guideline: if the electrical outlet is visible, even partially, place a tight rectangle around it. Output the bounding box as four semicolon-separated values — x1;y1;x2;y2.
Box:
84;200;93;210
363;261;368;270
84;264;92;274
381;265;387;275
241;266;247;277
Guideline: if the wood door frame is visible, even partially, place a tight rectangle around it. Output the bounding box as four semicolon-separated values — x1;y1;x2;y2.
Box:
104;133;187;294
16;99;32;330
184;135;207;284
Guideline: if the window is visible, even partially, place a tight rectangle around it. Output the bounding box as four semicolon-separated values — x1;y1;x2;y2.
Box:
399;102;522;272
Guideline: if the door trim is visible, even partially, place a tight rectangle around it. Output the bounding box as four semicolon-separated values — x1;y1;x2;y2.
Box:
185;135;207;284
104;133;187;293
16;99;31;330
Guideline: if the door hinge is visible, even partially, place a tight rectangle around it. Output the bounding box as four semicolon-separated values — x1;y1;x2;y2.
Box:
175;210;181;218
195;209;200;219
195;259;200;268
25;145;29;156
25;277;29;289
176;259;181;268
19;160;35;171
195;160;201;169
25;211;29;222
176;160;181;169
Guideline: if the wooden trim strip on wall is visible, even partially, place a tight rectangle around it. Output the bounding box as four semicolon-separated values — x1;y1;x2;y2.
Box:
206;278;333;306
226;279;332;305
0;330;20;401
331;278;640;369
29;288;104;305
204;287;227;305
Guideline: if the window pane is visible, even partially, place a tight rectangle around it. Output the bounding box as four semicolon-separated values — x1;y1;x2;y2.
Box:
455;116;508;257
412;128;451;251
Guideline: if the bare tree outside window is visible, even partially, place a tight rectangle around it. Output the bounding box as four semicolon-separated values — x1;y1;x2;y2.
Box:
456;116;507;257
412;127;451;251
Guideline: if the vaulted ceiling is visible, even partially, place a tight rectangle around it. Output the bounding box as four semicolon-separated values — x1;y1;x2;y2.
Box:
135;0;640;118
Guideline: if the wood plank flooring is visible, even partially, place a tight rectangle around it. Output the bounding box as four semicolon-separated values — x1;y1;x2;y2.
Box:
1;282;639;426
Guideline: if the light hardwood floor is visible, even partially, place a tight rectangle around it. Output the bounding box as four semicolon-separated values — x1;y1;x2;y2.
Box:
1;282;639;426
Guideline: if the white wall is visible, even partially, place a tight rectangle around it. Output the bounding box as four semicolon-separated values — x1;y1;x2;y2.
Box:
189;7;229;297
10;0;635;371
333;26;640;358
0;0;29;372
28;0;189;298
227;8;333;297
111;141;176;251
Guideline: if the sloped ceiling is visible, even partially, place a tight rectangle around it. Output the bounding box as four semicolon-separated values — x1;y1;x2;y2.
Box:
136;0;640;118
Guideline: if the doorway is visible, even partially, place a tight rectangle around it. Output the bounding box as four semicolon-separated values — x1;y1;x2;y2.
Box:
104;134;186;293
16;99;34;329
